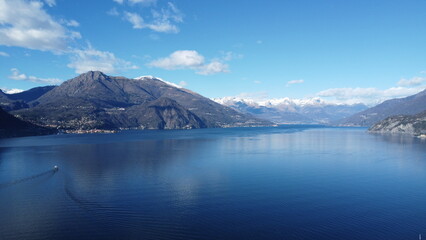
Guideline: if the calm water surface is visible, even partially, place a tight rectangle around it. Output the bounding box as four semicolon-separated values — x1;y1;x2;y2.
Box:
0;126;426;239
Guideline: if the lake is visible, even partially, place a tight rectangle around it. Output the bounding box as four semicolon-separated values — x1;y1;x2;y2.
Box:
1;126;426;239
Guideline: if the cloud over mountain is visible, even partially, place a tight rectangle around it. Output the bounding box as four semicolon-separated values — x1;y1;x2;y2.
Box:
317;86;425;106
149;50;229;75
397;77;426;87
67;46;138;74
8;68;62;84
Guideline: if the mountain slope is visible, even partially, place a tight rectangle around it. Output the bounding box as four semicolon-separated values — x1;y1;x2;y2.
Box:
369;110;426;136
338;88;426;127
14;71;271;130
126;97;206;129
0;89;16;111
7;86;56;103
0;86;56;111
0;107;57;138
214;97;367;124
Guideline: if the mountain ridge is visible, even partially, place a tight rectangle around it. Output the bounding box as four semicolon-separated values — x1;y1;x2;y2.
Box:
0;86;56;111
337;88;426;127
13;71;272;130
213;97;368;124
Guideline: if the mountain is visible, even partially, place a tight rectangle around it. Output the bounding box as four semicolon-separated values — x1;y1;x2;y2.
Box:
338;88;426;127
7;86;56;103
0;86;56;111
369;110;426;137
0;106;57;138
213;97;367;124
13;71;271;130
126;97;206;129
0;89;16;111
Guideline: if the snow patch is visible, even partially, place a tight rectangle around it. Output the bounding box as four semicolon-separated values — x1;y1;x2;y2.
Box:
134;75;183;88
212;96;342;108
1;88;24;94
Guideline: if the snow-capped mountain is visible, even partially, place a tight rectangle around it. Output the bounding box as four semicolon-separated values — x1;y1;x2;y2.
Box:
135;76;183;89
212;97;368;124
11;71;272;131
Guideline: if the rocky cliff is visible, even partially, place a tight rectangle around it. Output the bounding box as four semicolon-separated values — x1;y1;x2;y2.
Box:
369;111;426;137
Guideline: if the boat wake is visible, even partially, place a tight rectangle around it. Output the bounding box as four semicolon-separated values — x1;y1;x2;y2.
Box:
0;167;58;189
64;184;102;212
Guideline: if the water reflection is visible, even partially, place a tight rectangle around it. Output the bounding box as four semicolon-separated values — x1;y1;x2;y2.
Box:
1;127;426;240
371;132;426;145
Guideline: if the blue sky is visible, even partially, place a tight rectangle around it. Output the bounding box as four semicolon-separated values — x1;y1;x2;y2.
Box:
1;0;426;105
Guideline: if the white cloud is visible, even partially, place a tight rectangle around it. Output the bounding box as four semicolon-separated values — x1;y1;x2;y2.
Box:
124;12;144;29
67;46;138;74
149;33;160;40
316;86;425;105
123;2;183;33
146;20;179;33
0;0;80;53
220;51;243;61
196;61;229;75
64;19;79;27
44;0;55;7
397;76;426;87
107;7;120;16
150;50;204;70
149;50;229;75
287;79;304;86
178;81;187;87
129;0;156;5
114;0;156;5
0;51;9;57
253;80;262;84
8;68;62;84
1;88;24;94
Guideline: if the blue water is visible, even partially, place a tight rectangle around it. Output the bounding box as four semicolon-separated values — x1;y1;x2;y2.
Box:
0;126;426;239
